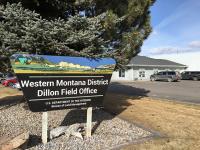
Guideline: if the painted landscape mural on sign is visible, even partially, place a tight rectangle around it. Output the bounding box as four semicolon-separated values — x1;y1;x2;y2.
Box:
10;54;116;74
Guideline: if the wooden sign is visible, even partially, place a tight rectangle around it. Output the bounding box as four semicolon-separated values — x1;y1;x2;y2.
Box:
10;54;116;112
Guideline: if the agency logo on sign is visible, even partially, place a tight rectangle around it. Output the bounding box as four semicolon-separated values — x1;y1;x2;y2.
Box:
10;54;116;112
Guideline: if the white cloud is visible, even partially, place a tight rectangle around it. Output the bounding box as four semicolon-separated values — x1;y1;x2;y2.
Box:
149;46;200;55
150;46;191;55
148;40;200;55
189;40;200;48
151;30;158;35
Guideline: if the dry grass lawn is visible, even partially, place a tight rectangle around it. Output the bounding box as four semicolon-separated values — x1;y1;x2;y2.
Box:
0;85;22;99
0;85;23;109
104;93;200;150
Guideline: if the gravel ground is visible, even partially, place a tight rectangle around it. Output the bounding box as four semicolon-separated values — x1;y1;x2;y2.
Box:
0;102;152;150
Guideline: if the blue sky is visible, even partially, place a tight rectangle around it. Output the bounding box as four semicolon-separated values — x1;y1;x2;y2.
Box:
42;55;116;68
141;0;200;56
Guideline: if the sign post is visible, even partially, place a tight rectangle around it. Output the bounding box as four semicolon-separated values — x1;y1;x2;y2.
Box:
42;112;48;144
10;54;116;141
86;107;92;137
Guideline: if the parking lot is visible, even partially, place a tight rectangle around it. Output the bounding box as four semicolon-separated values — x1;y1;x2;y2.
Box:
109;80;200;104
1;80;200;104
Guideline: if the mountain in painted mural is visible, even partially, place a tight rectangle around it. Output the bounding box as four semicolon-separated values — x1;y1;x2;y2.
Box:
96;64;115;70
58;61;91;70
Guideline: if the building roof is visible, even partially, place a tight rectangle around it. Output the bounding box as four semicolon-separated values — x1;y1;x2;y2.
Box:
128;56;187;67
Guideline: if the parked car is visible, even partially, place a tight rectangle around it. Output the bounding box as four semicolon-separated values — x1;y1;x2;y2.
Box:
150;71;181;82
13;82;21;90
2;77;18;87
181;71;200;81
4;72;15;78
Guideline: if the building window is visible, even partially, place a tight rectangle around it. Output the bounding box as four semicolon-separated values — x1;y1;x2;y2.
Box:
163;72;167;75
139;71;145;77
119;69;125;77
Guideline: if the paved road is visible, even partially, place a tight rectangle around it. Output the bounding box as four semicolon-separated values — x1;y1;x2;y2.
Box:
108;80;200;104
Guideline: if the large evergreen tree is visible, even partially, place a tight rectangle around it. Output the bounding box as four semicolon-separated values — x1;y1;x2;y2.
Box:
0;1;155;71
